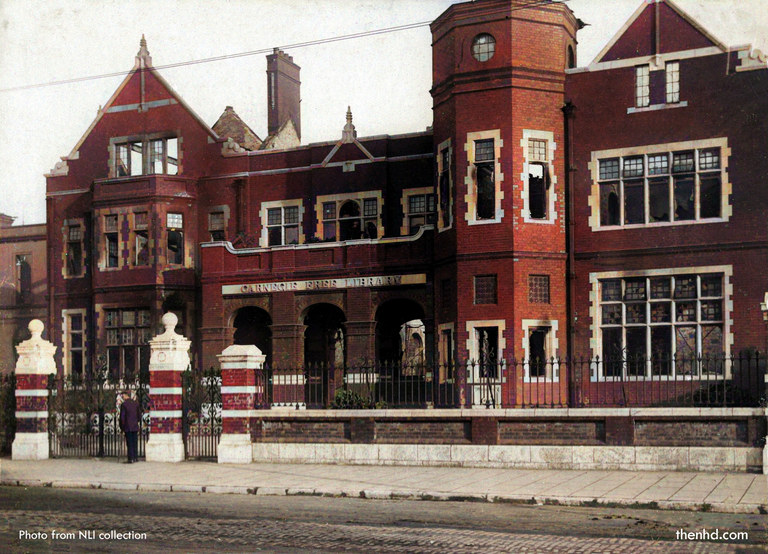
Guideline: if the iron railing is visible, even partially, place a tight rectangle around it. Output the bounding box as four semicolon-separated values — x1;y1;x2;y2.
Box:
253;353;766;410
182;366;222;460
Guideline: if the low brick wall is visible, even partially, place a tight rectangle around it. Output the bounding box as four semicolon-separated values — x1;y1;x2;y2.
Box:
245;408;766;472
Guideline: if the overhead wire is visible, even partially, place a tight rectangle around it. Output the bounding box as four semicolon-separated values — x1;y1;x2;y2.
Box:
0;0;567;94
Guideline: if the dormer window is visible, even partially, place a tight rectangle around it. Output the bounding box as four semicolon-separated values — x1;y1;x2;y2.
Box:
114;135;179;177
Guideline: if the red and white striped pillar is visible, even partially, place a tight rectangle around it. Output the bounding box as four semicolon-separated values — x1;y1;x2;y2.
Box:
13;320;57;460
217;344;265;464
145;312;190;463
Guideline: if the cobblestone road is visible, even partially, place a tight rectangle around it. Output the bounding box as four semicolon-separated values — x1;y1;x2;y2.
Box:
2;488;765;553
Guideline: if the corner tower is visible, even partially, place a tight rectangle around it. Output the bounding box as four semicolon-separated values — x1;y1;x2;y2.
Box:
430;0;579;405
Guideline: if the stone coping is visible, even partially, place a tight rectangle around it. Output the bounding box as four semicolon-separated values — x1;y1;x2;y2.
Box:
249;407;765;418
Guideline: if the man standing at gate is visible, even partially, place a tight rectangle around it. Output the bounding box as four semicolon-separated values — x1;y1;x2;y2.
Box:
119;391;141;463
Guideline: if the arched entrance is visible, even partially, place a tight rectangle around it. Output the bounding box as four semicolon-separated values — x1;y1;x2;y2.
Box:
303;304;346;367
233;307;272;365
375;299;426;366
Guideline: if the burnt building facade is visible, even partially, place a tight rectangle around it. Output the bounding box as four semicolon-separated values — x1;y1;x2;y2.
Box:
42;0;767;405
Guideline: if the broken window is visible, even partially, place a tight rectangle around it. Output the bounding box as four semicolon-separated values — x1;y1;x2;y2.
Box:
407;193;436;235
438;148;451;229
167;213;183;265
475;139;495;220
598;273;725;379
67;224;83;276
597;145;725;227
15;255;31;304
528;327;551;378
319;197;379;242
105;215;119;268
115;136;178;177
209;211;226;241
266;206;300;246
476;327;498;378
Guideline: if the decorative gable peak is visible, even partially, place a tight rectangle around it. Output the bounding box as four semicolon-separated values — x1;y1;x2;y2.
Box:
136;34;153;67
342;106;357;143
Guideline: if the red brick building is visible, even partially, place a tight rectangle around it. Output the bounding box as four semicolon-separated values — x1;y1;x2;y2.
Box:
42;0;767;406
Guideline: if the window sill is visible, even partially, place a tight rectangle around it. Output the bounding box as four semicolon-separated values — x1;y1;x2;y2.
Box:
594;217;725;231
627;101;687;114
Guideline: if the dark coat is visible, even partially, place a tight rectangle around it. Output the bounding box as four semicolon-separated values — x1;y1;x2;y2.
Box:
119;398;141;433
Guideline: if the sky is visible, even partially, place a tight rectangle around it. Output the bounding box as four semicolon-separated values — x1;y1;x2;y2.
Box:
0;0;766;226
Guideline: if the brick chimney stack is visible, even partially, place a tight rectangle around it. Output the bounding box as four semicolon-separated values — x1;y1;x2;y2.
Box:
266;48;301;141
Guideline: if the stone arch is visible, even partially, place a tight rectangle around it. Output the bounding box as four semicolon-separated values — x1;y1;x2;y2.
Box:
232;306;273;364
303;303;346;367
223;296;271;328
295;292;345;324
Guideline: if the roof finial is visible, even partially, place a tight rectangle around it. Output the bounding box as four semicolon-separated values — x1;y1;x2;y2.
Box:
136;34;152;66
342;106;356;143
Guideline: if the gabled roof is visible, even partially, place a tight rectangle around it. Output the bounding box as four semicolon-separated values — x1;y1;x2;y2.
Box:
592;0;726;65
62;37;219;162
213;106;262;151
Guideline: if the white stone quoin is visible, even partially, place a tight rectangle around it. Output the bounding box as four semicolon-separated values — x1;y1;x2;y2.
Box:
12;320;57;461
145;313;190;463
217;344;265;464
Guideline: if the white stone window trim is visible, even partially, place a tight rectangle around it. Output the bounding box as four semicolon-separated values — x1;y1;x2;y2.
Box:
61;218;86;279
521;319;560;382
588;265;734;381
208;205;230;231
259;199;305;248
62;308;87;377
400;186;435;237
438;323;455;370
520;130;558;225
98;211;124;272
587;138;731;232
464;130;504;225
314;191;384;242
437;138;453;233
465;319;506;382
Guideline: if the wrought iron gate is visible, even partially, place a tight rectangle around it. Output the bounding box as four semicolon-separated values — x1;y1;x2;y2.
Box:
182;366;221;459
48;372;150;458
0;372;15;455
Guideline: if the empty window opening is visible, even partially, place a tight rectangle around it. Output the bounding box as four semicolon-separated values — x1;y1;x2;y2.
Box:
528;163;549;219
529;327;549;378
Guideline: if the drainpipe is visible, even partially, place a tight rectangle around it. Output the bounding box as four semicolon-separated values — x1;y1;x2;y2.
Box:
562;101;577;403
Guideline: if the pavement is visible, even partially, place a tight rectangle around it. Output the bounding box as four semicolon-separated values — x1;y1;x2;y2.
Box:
1;457;766;514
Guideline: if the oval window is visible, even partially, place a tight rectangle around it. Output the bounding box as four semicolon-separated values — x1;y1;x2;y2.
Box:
472;33;496;62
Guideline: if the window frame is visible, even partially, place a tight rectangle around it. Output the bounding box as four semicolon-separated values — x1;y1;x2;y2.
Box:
314;192;383;242
635;65;650;108
521;130;557;224
465;130;504;225
522;319;560;382
473;274;498;305
166;212;184;265
111;133;180;178
62;309;87;377
589;139;730;231
590;266;732;381
105;307;151;381
401;187;436;236
471;33;496;62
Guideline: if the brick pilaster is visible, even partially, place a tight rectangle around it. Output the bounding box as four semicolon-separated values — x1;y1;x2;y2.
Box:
217;344;265;464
